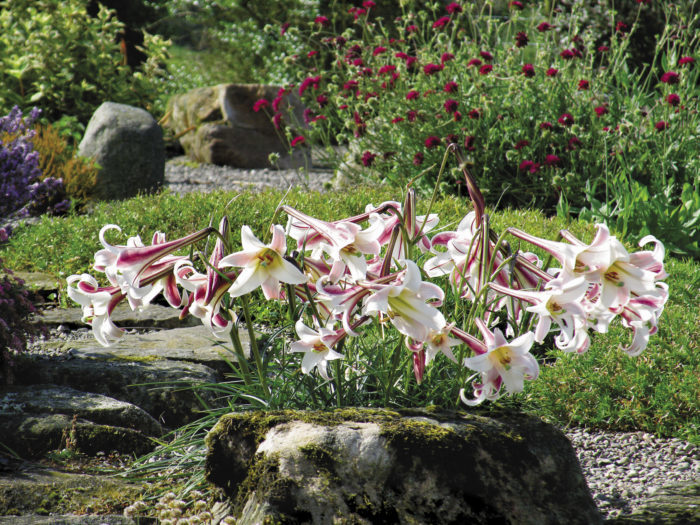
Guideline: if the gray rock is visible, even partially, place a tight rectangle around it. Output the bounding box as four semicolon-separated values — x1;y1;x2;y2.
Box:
205;408;603;525
37;302;201;330
0;413;155;458
78;102;164;200
606;482;700;524
0;385;162;437
16;349;223;427
165;84;306;169
36;325;244;376
0;467;142;519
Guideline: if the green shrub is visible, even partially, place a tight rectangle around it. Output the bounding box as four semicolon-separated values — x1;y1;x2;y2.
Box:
0;0;169;125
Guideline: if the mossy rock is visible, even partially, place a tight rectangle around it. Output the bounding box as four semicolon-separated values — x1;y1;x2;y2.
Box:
205;408;603;525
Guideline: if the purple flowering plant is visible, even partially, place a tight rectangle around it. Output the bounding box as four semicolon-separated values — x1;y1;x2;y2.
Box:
1;106;70;240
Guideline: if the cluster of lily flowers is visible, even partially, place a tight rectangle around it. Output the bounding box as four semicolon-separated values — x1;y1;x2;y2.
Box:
67;173;667;405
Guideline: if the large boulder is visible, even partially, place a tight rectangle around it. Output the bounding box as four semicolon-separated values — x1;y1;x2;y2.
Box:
165;84;306;169
78;102;164;200
205;408;603;525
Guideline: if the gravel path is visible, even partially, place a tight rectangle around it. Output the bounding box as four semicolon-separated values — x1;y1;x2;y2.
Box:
36;159;698;520
164;156;334;195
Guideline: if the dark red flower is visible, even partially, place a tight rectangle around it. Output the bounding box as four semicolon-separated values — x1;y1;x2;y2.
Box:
391;117;404;124
424;63;444;75
558;113;574;126
346;44;362;60
343;80;358;91
361;151;377;166
567;136;582;150
407;110;418;122
353;111;364;125
540;121;553;130
453;111;462;121
446;2;462;14
316;94;328;107
373;46;387;56
479;64;493;75
444;99;459;113
560;49;575;60
467;58;483;68
667;93;680;106
404;56;418;68
339;104;348;110
522;63;535;77
598;45;610;52
537;22;553;32
311;115;326;124
615;21;628;33
546;67;559;77
363;0;376;8
378;64;397;75
406;24;419;33
425;135;441;149
413;152;424;166
468;108;481;119
578;79;590;90
299;75;321;96
655;121;668;132
480;51;494;61
514;139;529;150
678;56;695;66
660;71;679;84
510;1;524;9
544;154;561;167
406;90;420;100
444;81;458;93
314;16;330;27
441;52;455;64
280;22;290;35
336;36;347;48
515;32;529;48
464;135;476;151
433;16;450;29
594;105;608;117
519;160;540;173
360;67;373;76
446;133;459;145
253;98;269;112
291;136;305;147
273;113;283;129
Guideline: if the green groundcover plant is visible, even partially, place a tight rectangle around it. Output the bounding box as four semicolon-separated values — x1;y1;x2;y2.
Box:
256;0;698;257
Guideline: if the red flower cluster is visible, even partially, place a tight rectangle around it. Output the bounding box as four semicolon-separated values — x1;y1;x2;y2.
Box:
660;71;679;84
433;16;451;29
291;136;305;147
537;22;553;32
522;64;535;77
515;32;529;48
519;160;540;173
361;151;377;166
444;99;459;113
446;2;462;14
594;106;608;117
667;93;680;106
678;56;695;66
444;81;458;93
314;16;330;27
253;98;269;112
655;121;668;132
299;75;321;96
425;135;441;149
406;90;419;100
424;63;444;75
479;64;493;75
578;79;590;90
546;68;558;77
558;113;574;126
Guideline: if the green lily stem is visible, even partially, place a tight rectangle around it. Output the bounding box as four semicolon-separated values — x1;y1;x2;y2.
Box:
229;325;252;386
240;294;267;391
333;338;346;408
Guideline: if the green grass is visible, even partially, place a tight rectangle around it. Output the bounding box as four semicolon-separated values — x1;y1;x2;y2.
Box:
1;186;696;442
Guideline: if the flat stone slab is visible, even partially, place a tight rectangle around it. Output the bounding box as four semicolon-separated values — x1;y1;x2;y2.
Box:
17;348;223;428
0;385;162;437
0;413;156;458
37;303;201;330
5;271;59;294
0;467;143;518
41;325;243;376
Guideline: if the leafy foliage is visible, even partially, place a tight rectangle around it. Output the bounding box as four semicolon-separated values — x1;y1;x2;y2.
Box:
0;0;169;125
